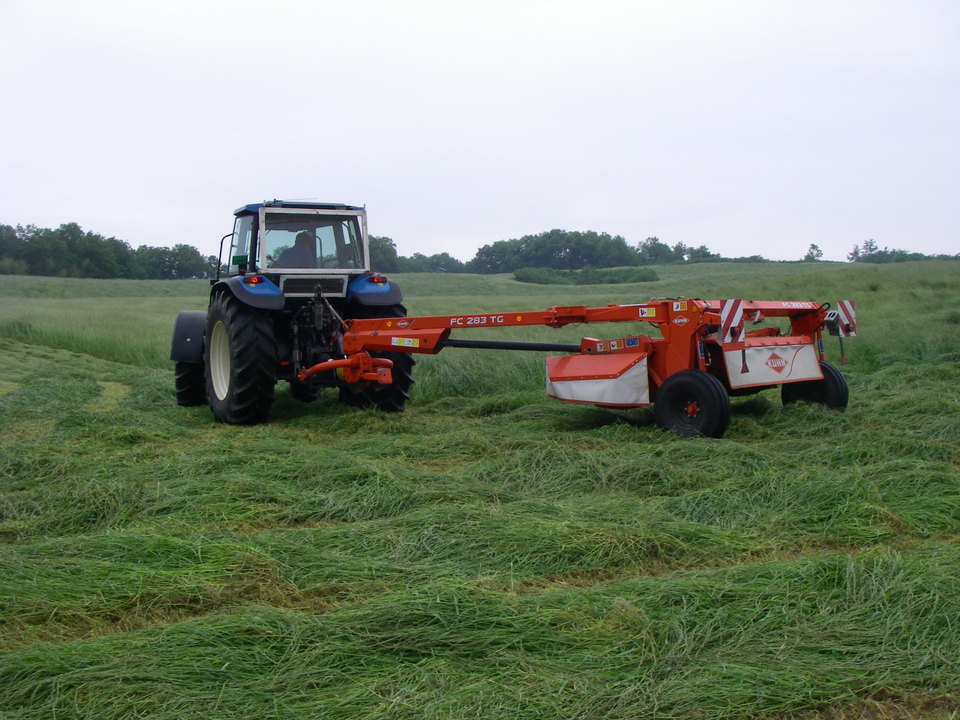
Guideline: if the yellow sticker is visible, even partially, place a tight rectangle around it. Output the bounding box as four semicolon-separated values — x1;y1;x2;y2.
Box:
673;301;688;311
391;337;420;348
639;308;657;318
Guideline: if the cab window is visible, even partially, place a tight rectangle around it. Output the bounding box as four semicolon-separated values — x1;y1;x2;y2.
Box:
229;215;254;274
264;212;363;270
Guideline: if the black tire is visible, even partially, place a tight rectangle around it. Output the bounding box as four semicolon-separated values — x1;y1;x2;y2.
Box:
204;291;277;424
653;370;731;438
337;303;415;412
289;378;322;403
781;361;849;410
174;361;206;406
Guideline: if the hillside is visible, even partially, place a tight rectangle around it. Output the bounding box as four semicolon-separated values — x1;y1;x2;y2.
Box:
1;261;959;719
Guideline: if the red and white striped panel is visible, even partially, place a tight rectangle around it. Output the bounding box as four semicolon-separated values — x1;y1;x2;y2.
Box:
719;299;744;344
837;300;857;337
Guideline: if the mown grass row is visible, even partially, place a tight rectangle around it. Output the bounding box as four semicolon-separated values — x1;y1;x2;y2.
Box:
1;262;959;718
3;548;959;718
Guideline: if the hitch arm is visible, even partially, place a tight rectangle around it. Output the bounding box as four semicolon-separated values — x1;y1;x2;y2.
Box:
298;352;394;385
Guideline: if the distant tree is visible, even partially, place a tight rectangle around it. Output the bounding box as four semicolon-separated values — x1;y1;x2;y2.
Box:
21;225;69;276
468;230;639;274
167;244;210;279
400;252;465;273
804;244;824;261
636;237;680;264
0;224;18;249
399;253;427;272
685;244;720;263
0;222;221;279
370;237;467;273
130;243;210;279
431;252;466;273
468;240;515;273
653;241;718;264
0;224;28;274
369;236;402;273
846;238;940;264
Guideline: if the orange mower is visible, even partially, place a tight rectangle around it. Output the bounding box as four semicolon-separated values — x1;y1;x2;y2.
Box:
298;297;858;438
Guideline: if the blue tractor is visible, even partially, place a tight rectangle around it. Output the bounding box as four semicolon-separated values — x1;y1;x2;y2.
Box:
170;201;413;423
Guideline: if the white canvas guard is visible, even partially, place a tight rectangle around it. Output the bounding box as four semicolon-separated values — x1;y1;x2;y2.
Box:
545;353;649;406
724;343;822;389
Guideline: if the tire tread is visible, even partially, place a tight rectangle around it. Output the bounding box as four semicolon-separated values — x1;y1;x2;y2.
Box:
204;292;277;424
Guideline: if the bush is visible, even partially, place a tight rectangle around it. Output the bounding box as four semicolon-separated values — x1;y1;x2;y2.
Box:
513;267;565;284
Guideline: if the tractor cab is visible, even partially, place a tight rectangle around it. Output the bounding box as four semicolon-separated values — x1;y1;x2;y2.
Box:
223;201;370;300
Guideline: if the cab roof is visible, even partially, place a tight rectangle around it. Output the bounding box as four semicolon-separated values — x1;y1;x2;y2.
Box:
234;200;364;216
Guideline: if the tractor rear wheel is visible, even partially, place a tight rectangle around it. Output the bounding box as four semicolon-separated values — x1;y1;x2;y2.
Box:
653;370;731;438
204;292;277;424
338;303;415;412
174;361;206;406
781;361;848;410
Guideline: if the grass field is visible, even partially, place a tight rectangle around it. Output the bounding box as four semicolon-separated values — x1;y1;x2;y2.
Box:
1;261;959;719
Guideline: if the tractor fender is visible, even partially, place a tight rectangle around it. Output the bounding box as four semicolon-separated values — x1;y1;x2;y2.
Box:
346;275;404;306
212;276;285;311
170;310;206;362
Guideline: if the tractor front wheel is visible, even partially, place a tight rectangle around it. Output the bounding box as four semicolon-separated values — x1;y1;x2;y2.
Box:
204;292;277;424
781;361;849;410
174;361;206;406
653;370;731;438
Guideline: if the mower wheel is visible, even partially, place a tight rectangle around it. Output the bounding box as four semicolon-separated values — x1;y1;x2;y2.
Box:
338;303;415;412
204;291;277;424
781;361;849;410
174;361;206;406
654;370;731;438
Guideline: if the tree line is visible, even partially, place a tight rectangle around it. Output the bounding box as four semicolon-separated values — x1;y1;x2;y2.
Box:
0;223;216;279
372;231;725;274
1;221;954;280
371;230;785;273
845;238;956;264
373;231;954;273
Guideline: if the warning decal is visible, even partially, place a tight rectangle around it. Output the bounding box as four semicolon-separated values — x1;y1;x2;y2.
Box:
837;300;857;337
391;337;420;348
719;299;744;344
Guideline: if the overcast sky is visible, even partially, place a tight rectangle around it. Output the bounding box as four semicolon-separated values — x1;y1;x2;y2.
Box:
1;0;957;263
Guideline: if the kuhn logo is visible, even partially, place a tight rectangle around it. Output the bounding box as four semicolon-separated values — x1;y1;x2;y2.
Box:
395;320;412;328
765;352;788;373
673;316;688;326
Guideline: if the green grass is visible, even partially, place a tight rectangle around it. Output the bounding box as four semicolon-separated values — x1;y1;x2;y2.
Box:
1;261;959;719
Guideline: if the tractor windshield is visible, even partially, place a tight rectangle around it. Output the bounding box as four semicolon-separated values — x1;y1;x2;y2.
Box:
263;211;364;270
